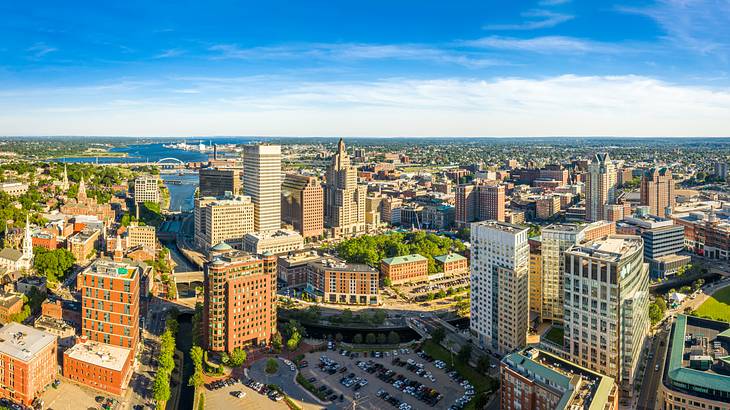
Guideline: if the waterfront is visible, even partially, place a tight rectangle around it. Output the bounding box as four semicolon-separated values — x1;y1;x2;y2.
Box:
161;172;198;212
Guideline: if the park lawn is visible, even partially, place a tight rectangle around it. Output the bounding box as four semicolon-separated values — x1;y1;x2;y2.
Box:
421;340;494;410
695;286;730;322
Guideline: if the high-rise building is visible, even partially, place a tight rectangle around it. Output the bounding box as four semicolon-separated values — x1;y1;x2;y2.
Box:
243;144;281;233
0;323;57;406
455;182;505;227
500;347;618;410
199;167;242;197
585;153;617;222
528;238;542;321
640;167;675;218
133;175;160;204
203;250;277;352
470;221;529;355
281;174;324;240
194;194;255;251
65;255;141;394
324;139;366;237
540;224;586;324
563;235;649;394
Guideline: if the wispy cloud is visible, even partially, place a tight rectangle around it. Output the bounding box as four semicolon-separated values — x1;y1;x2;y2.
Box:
27;42;57;59
619;0;730;55
208;43;503;68
153;49;185;59
483;9;574;30
463;36;622;54
539;0;571;5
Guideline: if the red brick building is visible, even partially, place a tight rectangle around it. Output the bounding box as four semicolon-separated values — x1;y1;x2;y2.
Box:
203;250;277;352
435;253;468;276
380;254;428;285
0;323;58;406
63;338;132;396
306;257;380;305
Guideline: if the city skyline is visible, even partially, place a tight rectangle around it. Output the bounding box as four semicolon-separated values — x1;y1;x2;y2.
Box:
2;1;730;136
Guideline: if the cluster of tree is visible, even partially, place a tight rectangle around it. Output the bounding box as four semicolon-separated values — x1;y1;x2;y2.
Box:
139;201;164;227
10;286;48;323
283;320;305;351
152;312;179;409
265;358;279;374
191;303;203;347
457;344;472;364
351;331;401;345
421;286;468;302
222;348;247;367
454;296;470;318
336;231;466;273
33;247;76;283
620;176;641;189
327;308;386;325
649;297;668;326
0;190;45;235
188;345;204;389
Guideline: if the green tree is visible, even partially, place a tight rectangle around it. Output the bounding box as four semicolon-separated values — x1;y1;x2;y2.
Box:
383;277;392;287
376;333;387;344
432;327;446;344
387;331;400;345
229;347;247;367
265;358;279;374
335;333;344;342
33;247;76;282
287;330;302;351
365;333;377;344
457;344;472;364
476;355;491;374
152;372;171;409
371;309;386;324
353;333;363;344
271;332;283;352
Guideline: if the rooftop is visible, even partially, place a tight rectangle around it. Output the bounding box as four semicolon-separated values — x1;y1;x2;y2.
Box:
0;323;56;362
308;257;377;273
502;347;616;410
382;254;427;265
245;229;303;240
84;258;139;280
568;235;642;262
65;340;131;372
435;253;467;264
472;220;527;234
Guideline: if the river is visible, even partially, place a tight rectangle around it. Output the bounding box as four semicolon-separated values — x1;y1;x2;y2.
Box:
160;172;199;212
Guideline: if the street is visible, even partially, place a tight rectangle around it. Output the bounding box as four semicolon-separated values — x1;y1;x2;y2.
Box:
635;328;669;410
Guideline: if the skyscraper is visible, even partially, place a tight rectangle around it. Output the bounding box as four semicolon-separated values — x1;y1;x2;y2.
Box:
455;181;505;227
281;174;324;239
563;235;649;395
540;223;586;324
244;144;281;233
324;139;366;237
585;153;616;222
194;194;255;251
640;167;675;218
199;167;242;197
470;221;529;355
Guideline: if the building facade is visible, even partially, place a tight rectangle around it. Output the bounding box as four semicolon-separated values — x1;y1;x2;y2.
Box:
563;235;649;395
194;194;255;251
0;323;57;406
585;153;617;222
243;144;282;233
541;224;586;324
380;254;428;285
640;167;675;218
199;167;242;197
470;221;529;355
324;139;366;237
306;257;380;305
203;250;277;352
133;175;160;204
243;229;304;255
281;174;324;240
455;182;505;227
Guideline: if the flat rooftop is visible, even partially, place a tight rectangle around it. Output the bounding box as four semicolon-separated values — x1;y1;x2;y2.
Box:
0;323;56;362
65;341;130;372
472;220;527;234
84;258;138;280
309;257;377;273
569;235;642;262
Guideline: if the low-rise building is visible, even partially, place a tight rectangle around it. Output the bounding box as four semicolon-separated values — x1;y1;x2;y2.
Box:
380;254;428;285
501;347;618;410
306;257;380;305
63;339;132;396
660;315;730;410
277;250;321;287
0;182;29;197
243;229;304;255
0;291;23;324
133;175;160;204
434;253;468;276
16;276;47;295
66;228;100;264
0;323;58;406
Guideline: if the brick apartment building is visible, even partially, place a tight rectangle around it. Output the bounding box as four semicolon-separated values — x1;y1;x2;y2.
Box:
380;254;428;285
0;323;57;406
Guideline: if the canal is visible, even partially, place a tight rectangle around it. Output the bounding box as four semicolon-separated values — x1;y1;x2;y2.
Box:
176;313;195;410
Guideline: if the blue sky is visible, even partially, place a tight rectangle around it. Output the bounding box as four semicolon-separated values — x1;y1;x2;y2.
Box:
1;0;730;136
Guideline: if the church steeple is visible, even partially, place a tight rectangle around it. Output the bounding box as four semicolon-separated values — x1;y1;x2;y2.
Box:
23;214;33;260
78;175;88;203
113;234;124;262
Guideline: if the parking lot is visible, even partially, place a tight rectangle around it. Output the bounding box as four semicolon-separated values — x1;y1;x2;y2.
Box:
40;380;108;410
299;346;473;410
205;378;290;410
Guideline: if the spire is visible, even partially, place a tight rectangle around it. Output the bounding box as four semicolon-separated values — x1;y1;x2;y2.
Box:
113;234;124;262
78;175;87;203
23;214;33;260
338;138;346;153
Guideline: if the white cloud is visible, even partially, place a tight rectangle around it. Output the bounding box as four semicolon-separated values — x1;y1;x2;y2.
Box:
1;75;730;137
27;42;57;59
483;9;574;30
463;36;621;54
153;49;185;59
539;0;571;5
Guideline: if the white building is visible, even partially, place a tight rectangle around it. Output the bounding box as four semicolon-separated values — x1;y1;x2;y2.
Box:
470;221;529;355
563;235;649;396
540;223;586;323
243;144;281;233
0;217;33;272
243;229;303;255
133;175;160;204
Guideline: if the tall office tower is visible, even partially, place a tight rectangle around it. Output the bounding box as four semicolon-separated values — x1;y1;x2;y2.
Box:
563;235;649;395
281;174;324;240
470;221;529;355
324;139;366;237
199;167;242;197
203;250;277;352
243;144;281;233
585;153;617;222
455;182;505;228
528;237;543;321
714;161;730;179
133;175;160;204
194;194;255;251
640;167;675;218
540;224;586;323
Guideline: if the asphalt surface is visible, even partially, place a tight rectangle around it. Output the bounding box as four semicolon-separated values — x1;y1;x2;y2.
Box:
636;328;669;410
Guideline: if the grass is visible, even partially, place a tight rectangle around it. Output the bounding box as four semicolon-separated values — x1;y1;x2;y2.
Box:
544;326;565;346
295;373;329;401
421;340;496;410
695;286;730;322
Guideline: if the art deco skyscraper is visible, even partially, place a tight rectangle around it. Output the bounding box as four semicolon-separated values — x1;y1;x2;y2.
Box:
324;139;365;237
585;153;617;222
244;144;281;233
640;167;675;217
